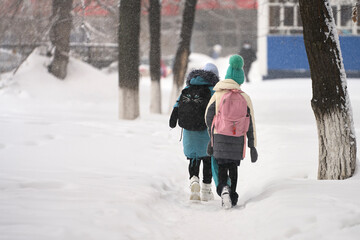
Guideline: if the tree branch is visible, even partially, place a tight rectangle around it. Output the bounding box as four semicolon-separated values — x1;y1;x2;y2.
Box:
94;0;117;15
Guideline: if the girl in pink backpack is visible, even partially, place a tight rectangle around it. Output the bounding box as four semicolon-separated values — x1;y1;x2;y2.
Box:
205;55;258;209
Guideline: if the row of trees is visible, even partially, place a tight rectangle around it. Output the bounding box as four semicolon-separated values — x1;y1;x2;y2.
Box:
118;0;197;119
1;0;190;112
1;0;121;78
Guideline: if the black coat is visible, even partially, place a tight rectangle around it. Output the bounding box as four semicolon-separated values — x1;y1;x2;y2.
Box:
239;48;256;68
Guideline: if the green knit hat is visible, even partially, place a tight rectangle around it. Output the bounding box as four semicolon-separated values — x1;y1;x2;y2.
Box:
225;55;245;85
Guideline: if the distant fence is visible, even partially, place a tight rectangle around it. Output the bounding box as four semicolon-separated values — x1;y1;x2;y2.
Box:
69;43;118;68
0;42;118;73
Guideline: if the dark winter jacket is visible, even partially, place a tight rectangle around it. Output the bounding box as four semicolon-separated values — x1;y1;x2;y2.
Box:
239;48;256;69
171;69;219;159
205;79;257;164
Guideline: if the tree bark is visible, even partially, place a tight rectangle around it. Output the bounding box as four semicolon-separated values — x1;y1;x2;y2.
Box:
299;0;357;180
48;0;73;80
170;0;197;110
118;0;141;120
149;0;162;114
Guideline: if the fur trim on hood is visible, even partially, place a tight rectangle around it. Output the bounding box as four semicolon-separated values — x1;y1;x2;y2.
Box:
186;69;219;86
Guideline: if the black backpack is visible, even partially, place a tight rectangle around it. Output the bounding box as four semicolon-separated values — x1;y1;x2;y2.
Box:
178;85;211;131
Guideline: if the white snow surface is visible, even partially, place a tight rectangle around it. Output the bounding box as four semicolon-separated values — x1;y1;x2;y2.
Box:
1;52;360;240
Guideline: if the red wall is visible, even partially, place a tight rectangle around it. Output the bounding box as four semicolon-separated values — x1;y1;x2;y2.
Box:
73;0;115;16
1;0;257;17
161;0;257;16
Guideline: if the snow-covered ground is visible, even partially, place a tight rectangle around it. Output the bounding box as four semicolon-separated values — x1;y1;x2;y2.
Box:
1;51;360;240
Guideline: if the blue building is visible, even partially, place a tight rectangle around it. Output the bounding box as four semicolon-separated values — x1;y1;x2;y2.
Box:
257;0;360;79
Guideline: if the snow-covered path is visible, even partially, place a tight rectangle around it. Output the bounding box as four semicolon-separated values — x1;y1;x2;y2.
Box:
1;53;360;240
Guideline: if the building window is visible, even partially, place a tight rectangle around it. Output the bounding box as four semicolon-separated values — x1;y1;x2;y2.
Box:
268;0;359;35
284;6;294;26
340;4;352;33
269;6;280;27
332;6;339;23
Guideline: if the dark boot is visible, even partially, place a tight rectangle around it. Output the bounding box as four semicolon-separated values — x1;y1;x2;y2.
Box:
230;192;239;207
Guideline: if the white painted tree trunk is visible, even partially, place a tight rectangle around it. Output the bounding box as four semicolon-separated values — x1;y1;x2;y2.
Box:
119;87;139;120
299;0;357;180
315;107;356;179
148;0;162;114
118;0;140;120
150;81;162;114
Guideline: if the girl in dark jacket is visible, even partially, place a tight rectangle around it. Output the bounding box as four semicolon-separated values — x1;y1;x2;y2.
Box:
169;63;219;201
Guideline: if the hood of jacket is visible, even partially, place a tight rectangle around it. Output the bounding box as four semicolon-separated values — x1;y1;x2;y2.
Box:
186;69;219;86
213;79;241;91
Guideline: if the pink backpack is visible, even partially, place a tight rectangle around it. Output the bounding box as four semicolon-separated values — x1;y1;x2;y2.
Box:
211;89;250;156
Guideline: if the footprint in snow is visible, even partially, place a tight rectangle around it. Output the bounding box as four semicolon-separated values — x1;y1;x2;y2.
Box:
40;134;57;141
25;121;53;126
22;141;39;146
18;181;67;190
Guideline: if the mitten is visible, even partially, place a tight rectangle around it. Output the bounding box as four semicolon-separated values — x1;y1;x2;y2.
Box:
169;107;178;128
207;142;213;155
250;147;258;163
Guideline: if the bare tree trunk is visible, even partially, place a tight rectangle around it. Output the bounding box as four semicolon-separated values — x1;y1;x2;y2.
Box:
299;0;357;180
48;0;73;80
118;0;141;120
169;0;197;110
149;0;162;114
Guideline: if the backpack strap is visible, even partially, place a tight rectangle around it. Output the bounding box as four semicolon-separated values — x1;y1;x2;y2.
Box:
211;116;216;147
229;89;244;95
243;134;247;159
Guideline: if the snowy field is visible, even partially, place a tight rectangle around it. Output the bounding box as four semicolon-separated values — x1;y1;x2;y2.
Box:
1;51;360;240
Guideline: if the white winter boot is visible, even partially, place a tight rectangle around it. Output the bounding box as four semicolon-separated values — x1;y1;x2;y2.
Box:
221;186;232;209
189;176;200;201
201;183;214;201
